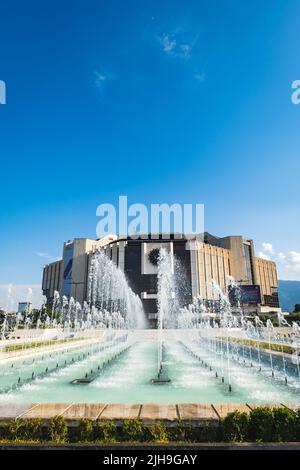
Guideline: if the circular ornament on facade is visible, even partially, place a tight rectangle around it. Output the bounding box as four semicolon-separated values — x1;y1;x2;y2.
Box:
148;248;160;266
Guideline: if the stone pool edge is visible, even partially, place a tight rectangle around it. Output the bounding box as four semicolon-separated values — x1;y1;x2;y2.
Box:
0;402;298;425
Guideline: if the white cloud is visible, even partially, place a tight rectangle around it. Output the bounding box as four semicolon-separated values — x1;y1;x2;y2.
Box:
158;31;198;61
94;71;107;88
34;251;59;261
264;247;300;281
242;240;300;280
158;30;204;84
288;251;300;271
278;252;286;261
94;70;115;92
159;34;176;53
262;242;274;254
180;44;191;59
276;250;300;279
258;251;270;260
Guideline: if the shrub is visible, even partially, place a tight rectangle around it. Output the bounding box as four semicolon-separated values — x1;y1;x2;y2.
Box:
294;408;300;439
122;419;144;441
0;419;42;442
247;407;274;442
0;424;8;440
222;411;250;442
49;416;68;443
79;418;94;441
273;407;296;441
147;422;169;443
168;420;186;442
95;420;118;442
7;419;22;441
21;419;43;441
1;406;299;444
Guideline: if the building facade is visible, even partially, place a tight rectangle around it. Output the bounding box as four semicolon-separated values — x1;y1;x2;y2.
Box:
42;233;280;323
17;302;32;315
42;235;117;304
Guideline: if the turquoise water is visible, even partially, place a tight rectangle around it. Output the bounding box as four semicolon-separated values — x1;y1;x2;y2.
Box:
0;339;300;404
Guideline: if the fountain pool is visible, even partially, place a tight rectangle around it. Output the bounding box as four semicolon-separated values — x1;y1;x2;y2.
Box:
0;330;300;404
1;247;300;406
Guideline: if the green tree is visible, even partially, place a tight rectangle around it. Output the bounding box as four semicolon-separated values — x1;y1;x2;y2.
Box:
147;422;169;443
79;418;94;441
273;407;296;441
122;419;144;441
247;407;274;442
49;416;68;443
95;421;118;442
222;411;250;442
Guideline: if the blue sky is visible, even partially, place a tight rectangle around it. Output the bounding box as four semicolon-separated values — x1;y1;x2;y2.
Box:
1;0;300;306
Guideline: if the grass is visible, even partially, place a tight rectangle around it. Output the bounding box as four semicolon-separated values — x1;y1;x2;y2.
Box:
3;337;84;352
217;337;297;355
238;338;295;354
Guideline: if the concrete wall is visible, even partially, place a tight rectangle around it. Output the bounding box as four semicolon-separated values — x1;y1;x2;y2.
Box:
255;257;278;296
196;242;231;299
255;257;279;307
217;236;248;283
42;260;63;302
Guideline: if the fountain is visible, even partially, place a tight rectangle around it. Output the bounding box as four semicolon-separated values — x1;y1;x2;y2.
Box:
151;248;173;384
88;250;145;330
1;248;300;404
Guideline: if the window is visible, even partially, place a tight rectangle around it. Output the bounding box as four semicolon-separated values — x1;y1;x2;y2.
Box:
243;244;254;284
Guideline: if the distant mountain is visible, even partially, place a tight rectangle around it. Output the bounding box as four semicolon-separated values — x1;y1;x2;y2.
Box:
279;280;300;312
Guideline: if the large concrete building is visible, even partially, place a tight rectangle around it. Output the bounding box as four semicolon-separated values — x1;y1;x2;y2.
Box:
42;233;280;323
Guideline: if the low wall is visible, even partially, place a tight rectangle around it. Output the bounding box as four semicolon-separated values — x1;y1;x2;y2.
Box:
0;402;298;426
